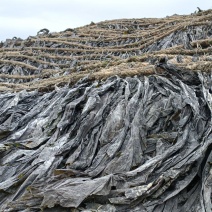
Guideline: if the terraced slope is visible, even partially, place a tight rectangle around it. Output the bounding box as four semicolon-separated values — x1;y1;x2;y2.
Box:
0;9;212;91
0;9;211;212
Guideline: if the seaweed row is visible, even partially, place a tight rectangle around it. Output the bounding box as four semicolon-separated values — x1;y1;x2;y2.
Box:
0;9;211;91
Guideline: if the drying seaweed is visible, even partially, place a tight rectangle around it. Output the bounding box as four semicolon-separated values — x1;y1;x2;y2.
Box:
0;9;211;212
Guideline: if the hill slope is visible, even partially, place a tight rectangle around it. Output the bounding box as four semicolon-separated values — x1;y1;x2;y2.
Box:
0;10;212;211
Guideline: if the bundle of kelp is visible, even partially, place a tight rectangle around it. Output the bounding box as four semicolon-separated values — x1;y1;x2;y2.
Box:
0;9;211;212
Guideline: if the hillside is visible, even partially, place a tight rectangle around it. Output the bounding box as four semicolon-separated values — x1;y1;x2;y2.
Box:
0;9;212;211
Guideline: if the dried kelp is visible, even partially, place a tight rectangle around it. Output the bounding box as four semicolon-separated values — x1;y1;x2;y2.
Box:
0;9;211;212
0;69;211;211
0;9;212;91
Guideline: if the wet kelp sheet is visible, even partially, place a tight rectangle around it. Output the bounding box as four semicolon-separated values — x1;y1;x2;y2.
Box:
0;68;211;211
0;9;212;212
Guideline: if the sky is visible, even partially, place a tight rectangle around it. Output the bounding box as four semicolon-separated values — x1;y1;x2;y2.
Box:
0;0;211;42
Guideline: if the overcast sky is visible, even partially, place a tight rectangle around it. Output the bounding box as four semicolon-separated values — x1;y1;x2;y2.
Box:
0;0;211;41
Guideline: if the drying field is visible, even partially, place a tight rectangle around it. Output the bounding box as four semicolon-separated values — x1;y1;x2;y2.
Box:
0;9;211;212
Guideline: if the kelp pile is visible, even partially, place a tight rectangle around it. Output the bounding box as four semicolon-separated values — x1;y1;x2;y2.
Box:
0;9;212;212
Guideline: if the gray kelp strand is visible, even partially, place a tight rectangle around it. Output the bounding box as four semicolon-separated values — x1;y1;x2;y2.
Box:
0;70;211;211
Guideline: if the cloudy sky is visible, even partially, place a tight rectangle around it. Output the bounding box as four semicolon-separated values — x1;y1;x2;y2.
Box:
0;0;211;41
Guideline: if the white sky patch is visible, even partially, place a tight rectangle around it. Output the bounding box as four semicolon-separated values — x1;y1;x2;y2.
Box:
0;0;212;41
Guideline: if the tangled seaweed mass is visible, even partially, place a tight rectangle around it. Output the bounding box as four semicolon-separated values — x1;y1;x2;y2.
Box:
0;9;212;212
